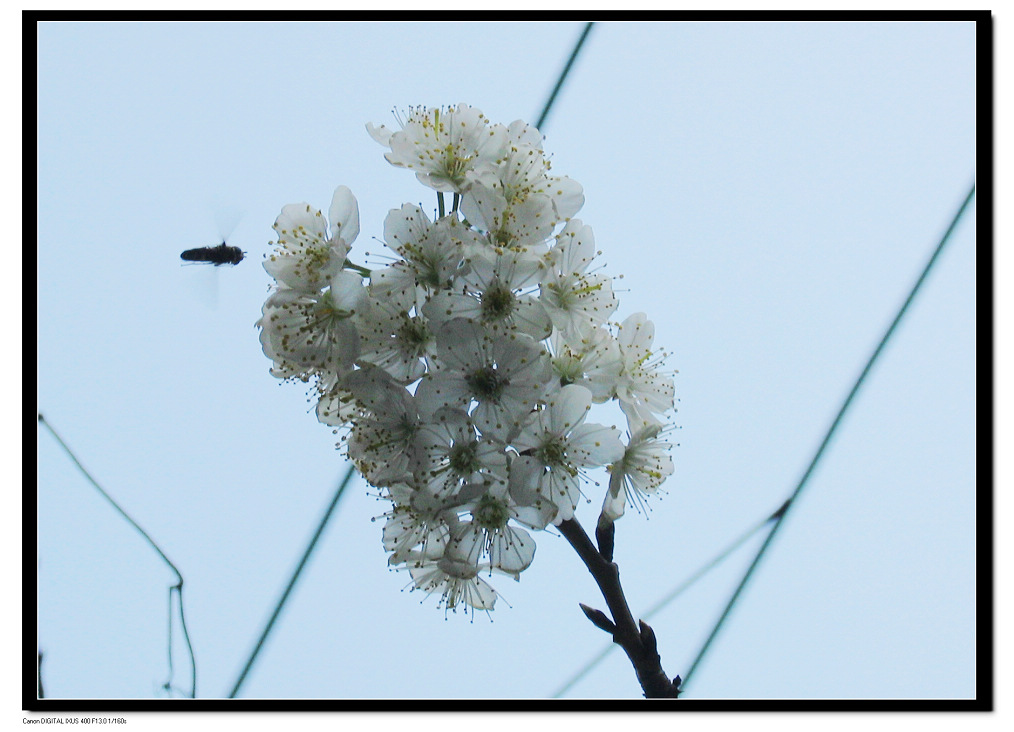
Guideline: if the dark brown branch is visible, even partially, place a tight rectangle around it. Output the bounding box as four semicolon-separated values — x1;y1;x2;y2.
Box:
558;518;681;698
595;520;615;562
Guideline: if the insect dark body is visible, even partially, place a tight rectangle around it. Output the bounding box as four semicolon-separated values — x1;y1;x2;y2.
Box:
180;242;245;266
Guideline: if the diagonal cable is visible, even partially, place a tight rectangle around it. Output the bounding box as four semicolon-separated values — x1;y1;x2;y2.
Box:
680;182;976;692
228;464;356;698
536;22;594;131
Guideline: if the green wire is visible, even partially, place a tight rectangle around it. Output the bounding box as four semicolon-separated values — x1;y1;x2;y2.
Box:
536;23;595;131
550;181;975;698
680;183;976;692
228;465;356;698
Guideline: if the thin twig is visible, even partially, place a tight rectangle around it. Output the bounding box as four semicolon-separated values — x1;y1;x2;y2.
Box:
38;413;197;697
558;518;680;698
163;588;174;694
176;584;196;697
552;504;782;697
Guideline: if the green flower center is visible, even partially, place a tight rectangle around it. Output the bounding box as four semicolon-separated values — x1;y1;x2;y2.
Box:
474;494;510;531
308;290;353;332
440;145;470;186
536;438;567;468
304;244;332;275
492;226;515;247
481;284;515;323
448;442;479;475
397;316;432;357
466;365;506;401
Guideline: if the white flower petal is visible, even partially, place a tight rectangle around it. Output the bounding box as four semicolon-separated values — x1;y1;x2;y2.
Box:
329;185;360;244
546;384;593;435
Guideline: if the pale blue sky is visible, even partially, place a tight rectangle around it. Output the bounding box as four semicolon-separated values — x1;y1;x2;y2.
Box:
35;19;978;702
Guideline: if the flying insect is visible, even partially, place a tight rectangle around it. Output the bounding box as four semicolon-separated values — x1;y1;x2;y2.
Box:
180;241;246;266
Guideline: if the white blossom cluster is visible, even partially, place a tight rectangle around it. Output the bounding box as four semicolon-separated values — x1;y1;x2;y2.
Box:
256;104;676;614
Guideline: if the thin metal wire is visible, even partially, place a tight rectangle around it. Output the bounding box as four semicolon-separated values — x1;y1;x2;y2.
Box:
38;413;197;698
536;22;594;131
680;183;977;691
228;464;356;698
